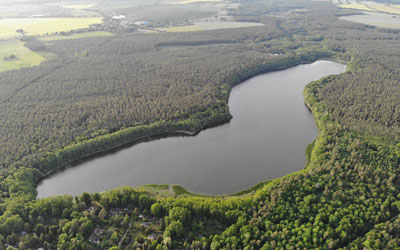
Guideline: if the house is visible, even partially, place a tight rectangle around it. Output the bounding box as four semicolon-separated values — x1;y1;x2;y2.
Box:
88;233;100;244
87;207;95;212
134;21;148;26
112;15;126;20
142;222;151;227
147;234;157;240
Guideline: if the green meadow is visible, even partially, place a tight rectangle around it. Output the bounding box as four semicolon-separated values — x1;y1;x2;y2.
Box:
0;40;46;72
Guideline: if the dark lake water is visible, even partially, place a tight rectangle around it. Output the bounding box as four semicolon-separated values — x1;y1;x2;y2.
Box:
37;61;346;198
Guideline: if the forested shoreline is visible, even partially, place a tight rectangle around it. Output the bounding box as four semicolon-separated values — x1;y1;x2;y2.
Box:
33;51;330;196
2;0;400;249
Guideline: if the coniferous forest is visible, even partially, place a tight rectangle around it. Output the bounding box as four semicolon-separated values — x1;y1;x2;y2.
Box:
2;0;400;249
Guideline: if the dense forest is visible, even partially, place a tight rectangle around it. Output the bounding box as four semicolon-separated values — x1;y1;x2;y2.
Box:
2;0;400;249
0;17;304;173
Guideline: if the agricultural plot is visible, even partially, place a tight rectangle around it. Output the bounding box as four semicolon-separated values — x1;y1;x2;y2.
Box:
0;18;103;39
70;9;101;17
338;4;373;10
0;40;46;72
0;3;70;18
338;2;374;11
339;11;400;28
195;21;264;30
159;21;264;32
115;4;218;22
40;31;114;41
63;3;101;16
335;0;400;14
169;0;223;4
362;1;400;14
63;4;97;9
159;26;202;32
92;0;158;9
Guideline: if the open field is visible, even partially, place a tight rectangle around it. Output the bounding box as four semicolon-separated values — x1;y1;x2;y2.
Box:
0;4;70;18
334;0;372;10
92;0;158;9
363;1;400;14
0;18;103;39
39;31;114;41
195;21;263;29
115;4;219;22
339;4;374;11
64;3;101;16
70;9;102;17
335;0;400;14
0;40;46;72
339;11;400;28
158;26;202;32
63;4;97;9
171;0;223;4
159;21;264;32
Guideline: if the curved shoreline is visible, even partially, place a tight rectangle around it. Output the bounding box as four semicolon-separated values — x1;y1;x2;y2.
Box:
36;130;197;186
35;57;344;199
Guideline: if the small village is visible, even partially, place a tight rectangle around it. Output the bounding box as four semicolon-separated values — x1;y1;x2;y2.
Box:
87;207;163;248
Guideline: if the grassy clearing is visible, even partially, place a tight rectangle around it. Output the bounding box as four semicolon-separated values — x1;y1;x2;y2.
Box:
195;21;263;29
171;185;192;196
336;0;400;14
170;185;216;197
134;184;175;198
227;181;271;196
339;3;374;11
158;21;263;32
159;25;202;32
0;40;46;72
40;31;114;41
63;4;96;9
339;11;400;28
71;10;101;17
129;182;268;198
0;18;103;39
362;1;400;14
170;182;271;198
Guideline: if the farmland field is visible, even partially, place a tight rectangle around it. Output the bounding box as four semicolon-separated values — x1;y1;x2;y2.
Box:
70;9;102;17
0;40;46;72
159;26;202;32
39;31;114;41
159;21;264;32
0;3;67;18
172;0;223;4
339;11;400;28
363;1;400;14
63;4;97;9
114;4;219;22
338;3;374;11
0;18;103;39
92;0;158;9
335;0;400;14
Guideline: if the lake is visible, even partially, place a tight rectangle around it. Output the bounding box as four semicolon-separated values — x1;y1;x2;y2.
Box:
37;61;346;198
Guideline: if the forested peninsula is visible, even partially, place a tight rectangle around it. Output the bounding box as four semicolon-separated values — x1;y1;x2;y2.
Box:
2;0;400;249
